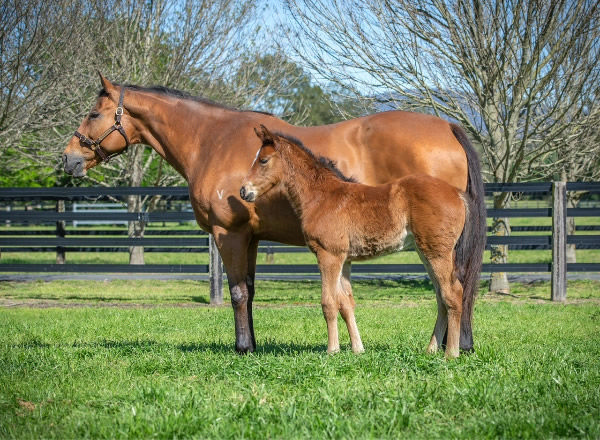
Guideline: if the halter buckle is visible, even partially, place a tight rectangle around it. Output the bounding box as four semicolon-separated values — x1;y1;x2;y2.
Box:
115;107;124;116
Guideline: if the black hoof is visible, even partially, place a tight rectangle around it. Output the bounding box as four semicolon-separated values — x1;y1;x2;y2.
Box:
235;343;256;354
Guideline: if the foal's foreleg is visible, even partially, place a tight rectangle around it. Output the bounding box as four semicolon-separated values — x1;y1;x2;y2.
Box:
340;262;364;353
317;251;345;353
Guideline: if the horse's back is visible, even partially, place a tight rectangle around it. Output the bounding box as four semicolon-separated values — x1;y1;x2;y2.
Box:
278;111;468;190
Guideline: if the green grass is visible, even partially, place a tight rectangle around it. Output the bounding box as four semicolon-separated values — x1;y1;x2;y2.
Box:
1;279;599;438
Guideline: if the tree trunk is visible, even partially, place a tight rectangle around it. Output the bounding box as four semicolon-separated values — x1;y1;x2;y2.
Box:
128;144;145;265
489;194;511;294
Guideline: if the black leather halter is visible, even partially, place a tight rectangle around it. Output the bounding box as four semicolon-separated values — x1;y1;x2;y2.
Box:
73;87;130;162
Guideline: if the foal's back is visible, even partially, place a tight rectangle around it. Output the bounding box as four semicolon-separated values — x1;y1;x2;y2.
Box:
324;174;466;260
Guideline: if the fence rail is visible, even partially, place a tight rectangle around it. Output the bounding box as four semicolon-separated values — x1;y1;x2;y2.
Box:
1;183;599;302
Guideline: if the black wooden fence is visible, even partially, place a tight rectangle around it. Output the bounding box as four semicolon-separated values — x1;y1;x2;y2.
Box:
1;183;599;302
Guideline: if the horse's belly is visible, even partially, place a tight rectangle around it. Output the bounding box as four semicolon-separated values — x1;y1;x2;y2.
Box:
347;229;414;261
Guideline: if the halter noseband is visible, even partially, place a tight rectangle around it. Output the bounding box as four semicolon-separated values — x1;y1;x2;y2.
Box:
73;87;130;162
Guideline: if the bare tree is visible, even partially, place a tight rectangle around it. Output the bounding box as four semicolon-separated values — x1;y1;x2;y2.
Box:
285;0;600;292
555;107;600;262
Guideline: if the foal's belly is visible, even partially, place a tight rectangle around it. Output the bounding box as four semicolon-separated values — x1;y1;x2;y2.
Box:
347;228;415;261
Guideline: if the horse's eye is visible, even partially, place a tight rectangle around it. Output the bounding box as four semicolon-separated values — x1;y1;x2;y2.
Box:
88;111;101;120
259;157;269;165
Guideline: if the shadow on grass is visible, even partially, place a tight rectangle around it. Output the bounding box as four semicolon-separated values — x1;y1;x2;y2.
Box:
179;340;328;355
48;338;328;355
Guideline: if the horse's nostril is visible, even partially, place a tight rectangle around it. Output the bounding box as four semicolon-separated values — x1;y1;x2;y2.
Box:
240;186;246;200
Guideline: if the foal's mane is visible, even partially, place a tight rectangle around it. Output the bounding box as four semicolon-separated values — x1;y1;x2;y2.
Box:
99;84;272;115
275;133;357;183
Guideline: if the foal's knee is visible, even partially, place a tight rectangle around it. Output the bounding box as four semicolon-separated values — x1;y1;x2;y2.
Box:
321;299;338;320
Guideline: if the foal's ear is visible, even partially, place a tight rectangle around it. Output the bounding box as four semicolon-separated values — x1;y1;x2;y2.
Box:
254;125;276;145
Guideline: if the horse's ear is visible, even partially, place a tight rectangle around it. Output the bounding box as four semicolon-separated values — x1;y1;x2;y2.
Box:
97;71;117;96
254;125;275;145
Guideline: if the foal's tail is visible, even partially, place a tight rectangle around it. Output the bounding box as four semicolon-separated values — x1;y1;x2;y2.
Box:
451;124;486;352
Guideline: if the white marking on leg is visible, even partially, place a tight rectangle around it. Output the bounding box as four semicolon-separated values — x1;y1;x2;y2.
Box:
216;189;224;200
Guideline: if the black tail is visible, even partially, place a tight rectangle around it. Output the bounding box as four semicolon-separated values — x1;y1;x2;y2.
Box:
450;124;486;352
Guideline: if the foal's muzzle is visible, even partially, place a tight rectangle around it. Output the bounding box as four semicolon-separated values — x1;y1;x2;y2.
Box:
240;185;256;202
62;153;86;177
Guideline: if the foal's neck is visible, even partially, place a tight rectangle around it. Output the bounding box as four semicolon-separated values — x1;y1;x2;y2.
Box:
279;143;346;215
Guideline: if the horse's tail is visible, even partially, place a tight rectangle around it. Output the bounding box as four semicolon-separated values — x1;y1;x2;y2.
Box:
451;123;486;352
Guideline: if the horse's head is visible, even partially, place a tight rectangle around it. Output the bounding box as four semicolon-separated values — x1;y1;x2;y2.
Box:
240;125;283;202
62;73;133;177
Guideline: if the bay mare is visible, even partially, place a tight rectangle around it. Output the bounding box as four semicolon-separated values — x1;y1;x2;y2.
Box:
62;74;486;354
241;126;469;358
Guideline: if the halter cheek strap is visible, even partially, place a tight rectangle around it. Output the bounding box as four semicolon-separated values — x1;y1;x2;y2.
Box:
73;86;130;162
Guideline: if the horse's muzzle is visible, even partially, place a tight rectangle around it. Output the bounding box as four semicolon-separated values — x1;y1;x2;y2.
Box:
62;153;86;177
240;185;256;202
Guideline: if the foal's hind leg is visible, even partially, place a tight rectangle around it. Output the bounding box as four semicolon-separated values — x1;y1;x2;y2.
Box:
427;283;448;354
340;262;364;353
420;252;463;359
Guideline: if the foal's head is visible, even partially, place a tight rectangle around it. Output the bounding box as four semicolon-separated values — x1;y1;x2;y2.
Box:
240;125;284;202
62;73;132;176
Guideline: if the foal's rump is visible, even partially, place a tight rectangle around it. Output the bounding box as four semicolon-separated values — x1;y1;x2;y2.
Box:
397;174;467;254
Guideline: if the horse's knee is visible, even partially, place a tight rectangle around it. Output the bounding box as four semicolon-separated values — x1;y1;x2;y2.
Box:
230;283;249;308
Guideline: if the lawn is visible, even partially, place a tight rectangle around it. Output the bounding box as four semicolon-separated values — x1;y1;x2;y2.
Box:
1;278;599;438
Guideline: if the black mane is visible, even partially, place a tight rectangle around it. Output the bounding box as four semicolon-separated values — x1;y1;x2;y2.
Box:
99;84;272;115
276;132;357;183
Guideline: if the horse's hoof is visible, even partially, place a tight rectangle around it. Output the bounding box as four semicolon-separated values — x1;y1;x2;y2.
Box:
235;343;256;355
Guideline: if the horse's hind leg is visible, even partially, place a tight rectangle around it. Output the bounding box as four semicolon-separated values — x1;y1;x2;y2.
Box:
340;262;364;353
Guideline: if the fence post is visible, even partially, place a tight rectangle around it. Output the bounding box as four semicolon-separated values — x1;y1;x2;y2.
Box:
551;181;567;301
209;234;224;305
56;200;66;264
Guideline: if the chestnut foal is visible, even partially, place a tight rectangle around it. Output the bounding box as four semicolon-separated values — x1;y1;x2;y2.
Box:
241;126;471;358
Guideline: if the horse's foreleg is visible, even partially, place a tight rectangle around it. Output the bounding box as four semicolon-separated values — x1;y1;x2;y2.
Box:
317;251;345;354
340;263;364;353
213;227;254;353
246;238;259;349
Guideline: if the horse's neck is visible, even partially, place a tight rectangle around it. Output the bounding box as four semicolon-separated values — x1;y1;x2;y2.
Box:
127;91;228;180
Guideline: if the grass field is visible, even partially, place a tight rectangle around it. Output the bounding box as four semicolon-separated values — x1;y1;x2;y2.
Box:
1;278;599;438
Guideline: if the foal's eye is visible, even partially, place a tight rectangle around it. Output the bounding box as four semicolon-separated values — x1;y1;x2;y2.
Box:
259;157;269;165
88;111;101;120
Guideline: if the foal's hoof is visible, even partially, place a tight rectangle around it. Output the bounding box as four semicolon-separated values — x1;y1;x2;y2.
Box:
352;345;365;354
327;347;340;355
444;349;460;360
